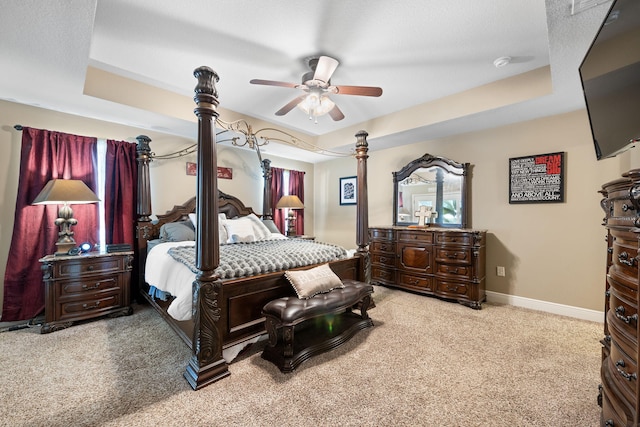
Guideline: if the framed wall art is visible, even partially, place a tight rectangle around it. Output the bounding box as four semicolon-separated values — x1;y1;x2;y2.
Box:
339;176;357;205
185;162;233;179
509;152;565;204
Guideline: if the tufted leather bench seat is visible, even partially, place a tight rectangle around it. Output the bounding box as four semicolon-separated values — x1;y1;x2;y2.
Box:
261;279;374;372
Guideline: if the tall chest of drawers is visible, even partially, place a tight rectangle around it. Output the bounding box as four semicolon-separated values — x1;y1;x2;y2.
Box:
600;170;640;426
39;251;134;333
369;226;486;309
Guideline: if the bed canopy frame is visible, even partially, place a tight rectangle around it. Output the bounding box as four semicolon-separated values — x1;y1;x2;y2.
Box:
134;66;371;389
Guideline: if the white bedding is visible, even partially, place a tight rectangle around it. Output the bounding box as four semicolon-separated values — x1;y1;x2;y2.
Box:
145;232;348;321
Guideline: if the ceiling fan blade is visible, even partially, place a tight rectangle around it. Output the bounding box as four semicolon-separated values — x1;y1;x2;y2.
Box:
332;85;383;97
328;104;345;121
313;56;339;83
250;79;298;89
275;95;307;116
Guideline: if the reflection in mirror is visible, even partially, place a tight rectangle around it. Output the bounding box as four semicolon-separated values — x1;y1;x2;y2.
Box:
393;154;470;228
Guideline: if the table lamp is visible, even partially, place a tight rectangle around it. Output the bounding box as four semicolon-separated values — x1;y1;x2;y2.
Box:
32;179;100;255
275;195;304;237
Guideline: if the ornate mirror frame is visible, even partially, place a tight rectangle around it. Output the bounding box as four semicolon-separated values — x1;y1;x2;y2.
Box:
393;153;470;228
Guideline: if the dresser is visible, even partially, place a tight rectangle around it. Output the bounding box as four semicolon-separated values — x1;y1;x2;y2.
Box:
39;251;134;333
369;226;486;309
599;170;640;426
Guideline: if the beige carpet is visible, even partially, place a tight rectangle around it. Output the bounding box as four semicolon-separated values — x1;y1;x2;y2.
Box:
0;285;602;427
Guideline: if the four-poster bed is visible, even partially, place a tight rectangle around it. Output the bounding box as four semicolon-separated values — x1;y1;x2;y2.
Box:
134;66;371;390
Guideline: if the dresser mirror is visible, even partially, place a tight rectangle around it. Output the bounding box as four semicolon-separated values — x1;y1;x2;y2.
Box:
393;154;470;228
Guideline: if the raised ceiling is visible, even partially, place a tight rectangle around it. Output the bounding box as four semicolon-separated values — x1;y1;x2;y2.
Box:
0;0;612;162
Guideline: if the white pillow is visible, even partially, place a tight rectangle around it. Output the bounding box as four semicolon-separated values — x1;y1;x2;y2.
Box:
224;218;256;243
245;213;272;240
188;212;229;244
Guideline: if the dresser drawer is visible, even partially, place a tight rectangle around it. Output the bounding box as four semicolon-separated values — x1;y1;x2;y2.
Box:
54;256;124;278
601;368;631;427
435;278;469;297
434;247;472;265
371;252;395;267
609;341;638;404
397;272;433;291
370;228;393;240
608;276;638;346
435;263;472;279
55;274;122;300
610;237;639;289
371;266;395;285
397;230;433;243
611;196;639;219
435;232;472;246
371;240;395;254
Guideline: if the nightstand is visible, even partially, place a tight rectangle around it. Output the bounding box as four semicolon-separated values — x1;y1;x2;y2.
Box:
39;251;134;333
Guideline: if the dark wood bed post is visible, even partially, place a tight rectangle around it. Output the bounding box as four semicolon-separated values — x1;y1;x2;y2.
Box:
262;158;273;219
184;66;230;389
354;130;371;283
135;134;153;301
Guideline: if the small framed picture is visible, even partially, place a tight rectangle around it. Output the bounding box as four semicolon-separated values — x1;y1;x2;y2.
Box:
340;176;357;205
186;162;197;176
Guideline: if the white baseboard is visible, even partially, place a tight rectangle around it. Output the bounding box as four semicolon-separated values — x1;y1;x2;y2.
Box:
486;291;604;323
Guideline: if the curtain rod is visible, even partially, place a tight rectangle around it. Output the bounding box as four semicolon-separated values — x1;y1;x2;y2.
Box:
14;125;23;130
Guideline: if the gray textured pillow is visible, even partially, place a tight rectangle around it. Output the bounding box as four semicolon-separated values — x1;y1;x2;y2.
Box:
261;219;281;234
285;264;344;299
159;221;196;242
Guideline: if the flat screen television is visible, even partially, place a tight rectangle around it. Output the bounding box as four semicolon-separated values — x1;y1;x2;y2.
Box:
579;0;640;160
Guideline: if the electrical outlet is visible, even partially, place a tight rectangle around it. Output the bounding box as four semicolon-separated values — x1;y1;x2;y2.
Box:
497;266;506;277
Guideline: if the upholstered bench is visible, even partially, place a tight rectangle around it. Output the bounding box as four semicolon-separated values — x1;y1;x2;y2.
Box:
261;279;374;372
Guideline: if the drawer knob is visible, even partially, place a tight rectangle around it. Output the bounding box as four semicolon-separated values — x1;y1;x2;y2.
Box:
604;420;614;426
617;251;637;267
447;252;458;259
87;265;95;271
82;301;101;311
82;283;101;291
614;306;638;324
615;359;637;381
622;203;635;212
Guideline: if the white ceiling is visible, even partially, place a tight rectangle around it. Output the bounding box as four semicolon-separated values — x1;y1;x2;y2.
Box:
0;0;612;162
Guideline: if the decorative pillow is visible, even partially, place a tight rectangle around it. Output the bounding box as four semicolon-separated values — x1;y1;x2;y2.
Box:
244;213;272;240
159;221;196;242
261;219;281;234
285;263;344;299
224;218;256;243
188;212;230;244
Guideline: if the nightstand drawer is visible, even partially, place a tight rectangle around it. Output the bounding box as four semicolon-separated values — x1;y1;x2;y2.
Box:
57;292;123;322
56;275;121;299
55;257;123;277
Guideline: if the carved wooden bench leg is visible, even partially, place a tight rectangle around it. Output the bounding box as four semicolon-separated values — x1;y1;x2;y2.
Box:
282;325;295;357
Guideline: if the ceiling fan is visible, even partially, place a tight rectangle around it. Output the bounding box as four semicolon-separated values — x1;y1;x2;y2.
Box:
250;55;383;122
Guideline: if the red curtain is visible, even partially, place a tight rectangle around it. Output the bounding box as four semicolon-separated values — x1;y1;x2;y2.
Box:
2;128;98;321
271;167;285;234
104;140;137;245
288;170;305;235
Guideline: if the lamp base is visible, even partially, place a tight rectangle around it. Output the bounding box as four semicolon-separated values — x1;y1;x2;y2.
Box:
286;211;297;237
54;241;76;256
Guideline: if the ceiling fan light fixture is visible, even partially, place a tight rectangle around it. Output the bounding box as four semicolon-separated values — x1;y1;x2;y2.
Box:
297;93;335;123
